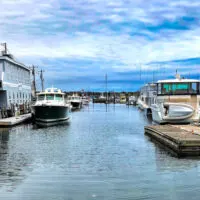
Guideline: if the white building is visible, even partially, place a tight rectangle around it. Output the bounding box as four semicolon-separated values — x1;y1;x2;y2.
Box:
0;54;31;109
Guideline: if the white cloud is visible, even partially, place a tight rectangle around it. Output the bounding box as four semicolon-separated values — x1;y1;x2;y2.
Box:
0;0;200;72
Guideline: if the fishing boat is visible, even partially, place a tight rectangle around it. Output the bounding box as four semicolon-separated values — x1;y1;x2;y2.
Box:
67;94;82;109
151;74;200;124
31;88;70;126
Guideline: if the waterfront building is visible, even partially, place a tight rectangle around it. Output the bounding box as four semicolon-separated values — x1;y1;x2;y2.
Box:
0;44;31;110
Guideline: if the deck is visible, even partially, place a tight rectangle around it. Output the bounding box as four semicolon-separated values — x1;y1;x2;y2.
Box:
145;125;200;157
0;113;32;127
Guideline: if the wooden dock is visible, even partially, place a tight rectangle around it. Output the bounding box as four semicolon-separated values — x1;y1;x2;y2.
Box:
145;125;200;157
0;113;32;127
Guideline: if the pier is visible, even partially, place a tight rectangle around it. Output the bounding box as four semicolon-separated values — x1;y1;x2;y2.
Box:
145;125;200;157
0;113;31;127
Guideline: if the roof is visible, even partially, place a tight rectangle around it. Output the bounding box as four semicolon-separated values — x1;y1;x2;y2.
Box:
37;88;64;95
157;78;200;83
0;56;30;71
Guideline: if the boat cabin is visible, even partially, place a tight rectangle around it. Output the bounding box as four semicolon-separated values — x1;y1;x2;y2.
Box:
157;79;200;96
37;88;65;101
67;95;81;101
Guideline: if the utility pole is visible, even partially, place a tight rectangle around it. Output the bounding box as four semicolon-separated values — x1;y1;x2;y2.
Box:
40;69;45;92
31;65;37;99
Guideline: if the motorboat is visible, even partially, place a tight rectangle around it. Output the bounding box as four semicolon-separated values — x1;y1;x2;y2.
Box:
127;96;136;105
67;94;82;109
31;88;70;126
151;74;200;124
137;83;157;115
81;96;90;105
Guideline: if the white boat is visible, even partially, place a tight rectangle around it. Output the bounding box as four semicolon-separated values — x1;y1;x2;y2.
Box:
31;88;70;126
81;96;90;105
137;83;157;114
127;96;136;105
67;94;82;109
151;74;200;124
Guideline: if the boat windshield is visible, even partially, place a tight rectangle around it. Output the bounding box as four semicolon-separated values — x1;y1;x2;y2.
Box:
158;82;199;95
55;94;63;101
72;97;79;100
38;94;45;100
46;94;54;100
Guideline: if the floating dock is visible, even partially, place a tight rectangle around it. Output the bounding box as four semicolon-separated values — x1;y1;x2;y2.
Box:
145;125;200;157
0;113;32;127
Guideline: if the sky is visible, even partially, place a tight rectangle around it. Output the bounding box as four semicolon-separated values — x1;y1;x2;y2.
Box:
0;0;200;91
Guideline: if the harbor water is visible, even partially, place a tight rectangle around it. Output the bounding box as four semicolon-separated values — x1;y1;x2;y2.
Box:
1;104;200;200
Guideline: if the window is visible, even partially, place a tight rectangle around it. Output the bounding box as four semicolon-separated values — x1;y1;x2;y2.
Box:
55;94;62;100
46;94;54;100
38;94;45;100
191;83;197;93
160;82;198;95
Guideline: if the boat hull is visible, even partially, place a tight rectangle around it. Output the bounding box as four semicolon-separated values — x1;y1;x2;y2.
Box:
71;101;82;109
151;103;197;124
33;105;70;126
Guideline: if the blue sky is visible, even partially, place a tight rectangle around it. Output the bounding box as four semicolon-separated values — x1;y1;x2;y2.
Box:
1;0;200;91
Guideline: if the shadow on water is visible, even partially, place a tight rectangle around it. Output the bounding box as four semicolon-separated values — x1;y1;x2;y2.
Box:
32;121;71;129
0;127;28;190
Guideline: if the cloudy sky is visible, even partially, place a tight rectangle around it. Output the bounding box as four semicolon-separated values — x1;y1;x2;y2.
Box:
0;0;200;91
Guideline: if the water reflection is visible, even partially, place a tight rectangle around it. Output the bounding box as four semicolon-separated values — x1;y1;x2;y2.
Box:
0;126;32;191
0;104;200;200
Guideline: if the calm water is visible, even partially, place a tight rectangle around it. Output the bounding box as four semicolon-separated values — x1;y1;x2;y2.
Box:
1;104;200;200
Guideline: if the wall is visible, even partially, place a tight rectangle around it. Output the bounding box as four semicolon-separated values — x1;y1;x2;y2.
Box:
1;59;31;108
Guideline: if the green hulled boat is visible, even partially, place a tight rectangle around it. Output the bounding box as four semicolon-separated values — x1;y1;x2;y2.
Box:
32;88;70;126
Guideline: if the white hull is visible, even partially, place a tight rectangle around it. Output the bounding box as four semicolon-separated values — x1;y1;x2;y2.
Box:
151;103;198;124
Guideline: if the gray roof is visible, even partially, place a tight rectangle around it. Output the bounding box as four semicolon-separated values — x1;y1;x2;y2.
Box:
0;56;30;71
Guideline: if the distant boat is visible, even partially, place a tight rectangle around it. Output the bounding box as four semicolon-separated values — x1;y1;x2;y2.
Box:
31;88;70;126
137;83;157;115
67;94;82;109
127;96;136;105
93;93;107;103
81;96;90;105
151;74;200;124
120;94;126;104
